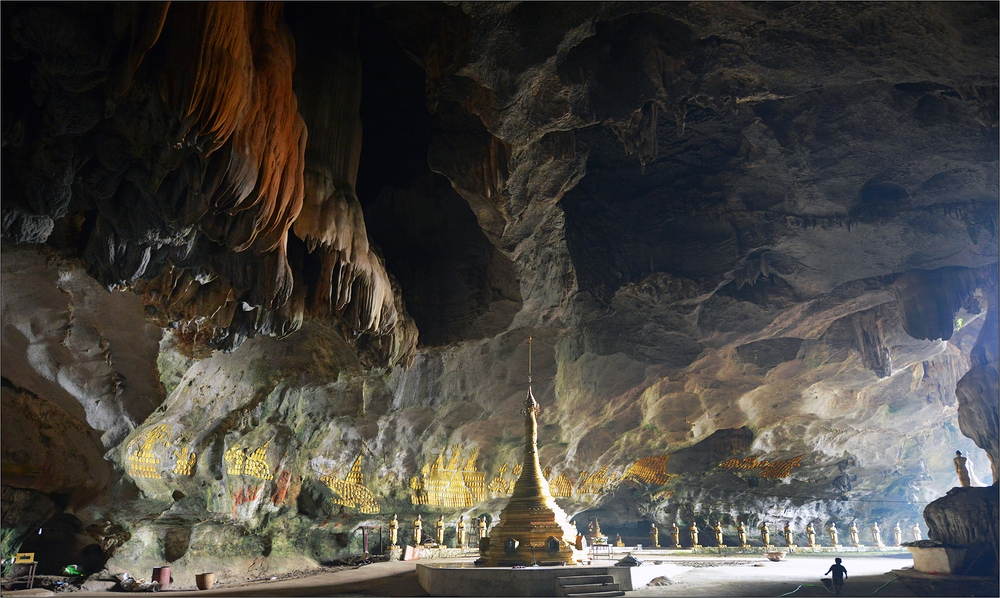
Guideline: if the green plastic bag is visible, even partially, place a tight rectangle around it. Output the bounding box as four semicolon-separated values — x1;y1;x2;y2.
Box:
62;564;83;576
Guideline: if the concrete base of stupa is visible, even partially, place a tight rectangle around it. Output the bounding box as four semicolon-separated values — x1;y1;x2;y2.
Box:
417;561;687;596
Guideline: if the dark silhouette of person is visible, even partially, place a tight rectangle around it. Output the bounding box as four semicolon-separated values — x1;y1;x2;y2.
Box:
825;557;848;595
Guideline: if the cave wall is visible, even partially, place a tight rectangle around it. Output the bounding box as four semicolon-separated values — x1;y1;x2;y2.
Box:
1;0;997;584
955;281;1000;481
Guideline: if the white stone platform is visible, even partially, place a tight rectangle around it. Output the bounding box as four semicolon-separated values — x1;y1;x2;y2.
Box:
416;561;688;596
689;544;907;555
906;545;967;574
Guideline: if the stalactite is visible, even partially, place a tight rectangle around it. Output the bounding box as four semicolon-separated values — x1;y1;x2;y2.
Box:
286;3;415;366
611;100;660;167
847;307;892;379
733;251;772;290
2;1;418;360
484;135;511;200
105;3;171;112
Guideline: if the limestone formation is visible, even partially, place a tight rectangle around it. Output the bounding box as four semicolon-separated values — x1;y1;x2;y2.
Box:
1;1;997;586
924;487;999;576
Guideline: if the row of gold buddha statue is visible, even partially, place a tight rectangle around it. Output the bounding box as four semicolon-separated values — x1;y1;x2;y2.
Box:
649;520;921;548
385;514;922;550
387;514;489;548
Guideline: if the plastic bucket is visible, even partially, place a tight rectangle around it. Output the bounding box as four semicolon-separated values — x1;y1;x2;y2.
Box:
152;566;171;590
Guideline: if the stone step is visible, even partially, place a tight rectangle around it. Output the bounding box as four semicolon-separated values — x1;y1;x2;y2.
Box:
555;575;623;598
557;575;616;585
562;582;622;593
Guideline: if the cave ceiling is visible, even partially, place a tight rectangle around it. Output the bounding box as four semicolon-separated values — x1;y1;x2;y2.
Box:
1;1;997;579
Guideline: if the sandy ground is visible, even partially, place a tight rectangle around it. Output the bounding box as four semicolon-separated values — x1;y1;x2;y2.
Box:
3;551;972;597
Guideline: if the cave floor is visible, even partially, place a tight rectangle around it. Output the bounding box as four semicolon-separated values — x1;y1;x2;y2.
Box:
628;553;918;597
39;553;936;597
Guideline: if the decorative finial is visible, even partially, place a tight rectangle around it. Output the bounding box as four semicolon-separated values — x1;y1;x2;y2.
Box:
528;335;532;385
521;336;539;416
521;387;540;416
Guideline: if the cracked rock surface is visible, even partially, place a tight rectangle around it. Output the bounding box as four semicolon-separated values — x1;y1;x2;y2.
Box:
1;1;997;585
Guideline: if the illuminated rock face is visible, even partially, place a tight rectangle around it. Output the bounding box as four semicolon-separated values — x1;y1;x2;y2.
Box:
1;1;998;583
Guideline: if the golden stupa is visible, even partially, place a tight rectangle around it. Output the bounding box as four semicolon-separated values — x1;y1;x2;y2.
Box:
477;339;582;566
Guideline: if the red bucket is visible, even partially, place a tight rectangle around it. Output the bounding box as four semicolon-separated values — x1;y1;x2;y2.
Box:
152;566;171;590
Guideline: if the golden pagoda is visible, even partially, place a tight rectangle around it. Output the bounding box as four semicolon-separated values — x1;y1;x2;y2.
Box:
477;338;582;566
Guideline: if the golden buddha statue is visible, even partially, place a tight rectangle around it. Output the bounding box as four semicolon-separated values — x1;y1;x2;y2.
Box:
849;522;860;547
588;519;607;544
954;450;972;487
